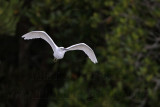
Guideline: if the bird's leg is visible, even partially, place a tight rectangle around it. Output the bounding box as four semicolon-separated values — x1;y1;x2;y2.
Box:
54;57;57;62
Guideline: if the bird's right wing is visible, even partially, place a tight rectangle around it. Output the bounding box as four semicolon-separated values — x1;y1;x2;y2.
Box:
22;31;58;52
66;43;98;63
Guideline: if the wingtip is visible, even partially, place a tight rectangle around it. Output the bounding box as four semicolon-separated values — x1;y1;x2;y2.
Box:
21;31;32;39
21;35;26;39
21;33;27;38
21;35;25;38
92;59;98;64
94;61;98;64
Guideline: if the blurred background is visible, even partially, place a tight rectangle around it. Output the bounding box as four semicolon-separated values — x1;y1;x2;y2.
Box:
0;0;160;107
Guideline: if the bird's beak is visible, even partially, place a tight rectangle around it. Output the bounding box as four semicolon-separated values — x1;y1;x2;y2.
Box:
54;58;57;62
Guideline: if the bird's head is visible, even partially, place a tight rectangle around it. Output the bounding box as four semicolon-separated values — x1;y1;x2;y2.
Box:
59;47;65;49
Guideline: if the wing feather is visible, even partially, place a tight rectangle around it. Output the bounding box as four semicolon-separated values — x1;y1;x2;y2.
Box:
22;31;58;52
66;43;98;63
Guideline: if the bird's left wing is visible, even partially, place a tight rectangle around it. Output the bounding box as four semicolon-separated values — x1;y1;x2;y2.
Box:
66;43;98;63
22;31;58;52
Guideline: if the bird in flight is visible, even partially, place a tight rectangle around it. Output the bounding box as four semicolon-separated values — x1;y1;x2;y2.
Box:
22;31;98;64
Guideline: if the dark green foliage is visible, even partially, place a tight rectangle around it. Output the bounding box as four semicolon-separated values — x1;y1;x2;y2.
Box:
0;0;23;35
0;0;160;107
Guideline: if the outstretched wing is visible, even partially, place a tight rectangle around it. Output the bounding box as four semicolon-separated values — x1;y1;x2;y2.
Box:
66;43;98;63
22;31;58;52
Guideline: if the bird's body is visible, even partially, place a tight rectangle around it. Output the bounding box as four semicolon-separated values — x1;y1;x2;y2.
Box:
54;47;65;59
22;31;98;63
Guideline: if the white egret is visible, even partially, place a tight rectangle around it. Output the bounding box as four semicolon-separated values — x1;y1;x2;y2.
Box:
22;31;98;63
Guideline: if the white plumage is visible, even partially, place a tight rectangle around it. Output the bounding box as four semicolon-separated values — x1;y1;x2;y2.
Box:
22;31;98;63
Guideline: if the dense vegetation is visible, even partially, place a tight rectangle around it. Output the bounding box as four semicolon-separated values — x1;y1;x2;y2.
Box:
0;0;160;107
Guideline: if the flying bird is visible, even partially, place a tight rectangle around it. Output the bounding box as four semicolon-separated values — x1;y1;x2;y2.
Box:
22;31;98;63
